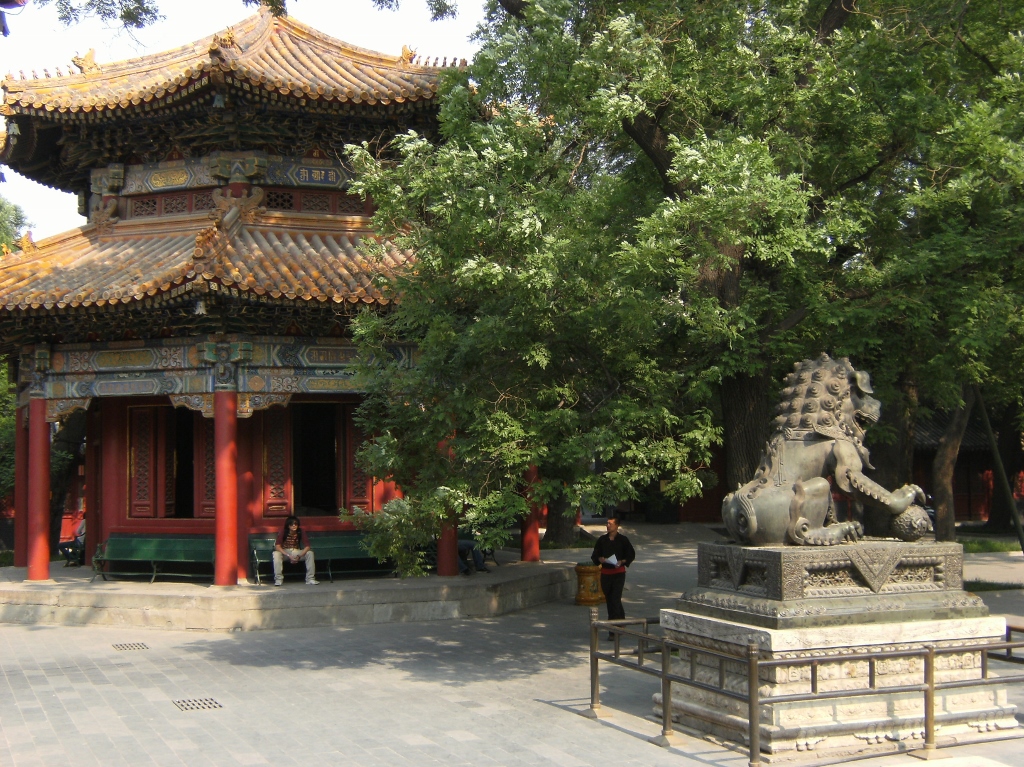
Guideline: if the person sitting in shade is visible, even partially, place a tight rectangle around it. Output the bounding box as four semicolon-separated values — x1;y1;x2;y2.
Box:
273;515;318;586
58;518;86;567
457;538;490;575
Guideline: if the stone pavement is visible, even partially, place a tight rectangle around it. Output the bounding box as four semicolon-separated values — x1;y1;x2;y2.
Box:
0;523;1021;766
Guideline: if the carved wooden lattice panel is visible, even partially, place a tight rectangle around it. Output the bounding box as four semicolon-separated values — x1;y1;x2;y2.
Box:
195;415;216;518
129;407;155;517
301;193;331;213
346;408;371;509
193;191;215;211
164;411;176;509
336;194;364;215
263;408;292;517
131;198;158;217
162;194;189;215
266;190;295;211
335;405;346;512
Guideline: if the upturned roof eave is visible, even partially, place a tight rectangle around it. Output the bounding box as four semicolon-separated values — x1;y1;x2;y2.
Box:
1;9;447;118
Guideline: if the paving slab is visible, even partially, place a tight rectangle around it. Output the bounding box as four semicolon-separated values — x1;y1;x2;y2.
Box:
0;522;1020;766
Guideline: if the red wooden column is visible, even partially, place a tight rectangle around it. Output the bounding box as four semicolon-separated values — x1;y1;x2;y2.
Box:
27;399;51;580
83;406;102;568
13;406;28;568
235;416;253;584
520;466;542;562
437;517;459;576
214;391;239;586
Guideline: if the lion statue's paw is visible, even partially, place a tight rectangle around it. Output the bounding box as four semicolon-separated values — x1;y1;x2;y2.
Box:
803;521;863;546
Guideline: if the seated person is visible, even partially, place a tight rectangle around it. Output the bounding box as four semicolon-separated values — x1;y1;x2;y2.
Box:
273;515;318;585
58;518;86;567
457;538;490;575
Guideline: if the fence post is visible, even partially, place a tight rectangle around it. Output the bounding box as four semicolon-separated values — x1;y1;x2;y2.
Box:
583;605;604;719
650;637;674;747
923;644;936;755
748;641;761;767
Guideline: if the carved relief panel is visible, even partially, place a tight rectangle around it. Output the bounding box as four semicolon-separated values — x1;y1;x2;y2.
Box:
263;407;292;517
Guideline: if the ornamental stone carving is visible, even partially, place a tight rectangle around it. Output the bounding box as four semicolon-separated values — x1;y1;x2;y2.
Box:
722;354;932;546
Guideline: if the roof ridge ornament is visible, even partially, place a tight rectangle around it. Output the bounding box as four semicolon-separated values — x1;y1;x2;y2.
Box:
92;198;119;234
400;45;416;65
194;186;267;270
14;230;35;253
71;49;100;75
211;186;266;224
209;30;237;56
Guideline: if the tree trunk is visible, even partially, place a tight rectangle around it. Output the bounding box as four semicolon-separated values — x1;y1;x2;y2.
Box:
720;370;776;492
932;386;975;542
544;495;578;547
984;402;1023;532
47;411;87;552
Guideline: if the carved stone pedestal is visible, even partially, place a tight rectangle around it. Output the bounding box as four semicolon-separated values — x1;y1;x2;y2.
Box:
657;542;1018;758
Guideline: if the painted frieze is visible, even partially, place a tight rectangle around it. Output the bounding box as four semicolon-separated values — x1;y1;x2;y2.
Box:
18;335;414;414
114;151;350;196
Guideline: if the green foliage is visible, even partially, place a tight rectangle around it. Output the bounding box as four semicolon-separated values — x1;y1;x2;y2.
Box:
347;81;719;543
960;538;1024;554
39;0;287;28
0;414;14;502
373;0;458;21
343;498;441;577
0;197;24;502
39;0;164;28
0;198;27;251
964;580;1024;592
347;0;1024;548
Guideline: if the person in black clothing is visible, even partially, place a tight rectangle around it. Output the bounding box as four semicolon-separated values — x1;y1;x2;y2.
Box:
591;517;635;625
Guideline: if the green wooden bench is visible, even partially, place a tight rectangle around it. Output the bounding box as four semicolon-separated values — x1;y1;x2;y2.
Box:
92;534;216;583
249;532;387;584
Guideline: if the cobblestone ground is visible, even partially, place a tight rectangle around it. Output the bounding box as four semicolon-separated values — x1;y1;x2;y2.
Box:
0;524;1020;766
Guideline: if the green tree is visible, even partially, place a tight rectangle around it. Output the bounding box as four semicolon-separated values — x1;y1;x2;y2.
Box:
350;0;1024;556
348;95;718;560
35;0;286;28
0;194;26;505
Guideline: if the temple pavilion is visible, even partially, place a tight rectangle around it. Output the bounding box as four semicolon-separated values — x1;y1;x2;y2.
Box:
0;8;462;584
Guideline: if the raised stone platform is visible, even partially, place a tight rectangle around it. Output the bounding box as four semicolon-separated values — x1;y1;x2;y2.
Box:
658;609;1018;756
659;541;1019;758
0;560;574;631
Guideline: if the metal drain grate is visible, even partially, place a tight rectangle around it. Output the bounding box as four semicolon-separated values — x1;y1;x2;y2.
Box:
173;698;223;711
112;643;149;651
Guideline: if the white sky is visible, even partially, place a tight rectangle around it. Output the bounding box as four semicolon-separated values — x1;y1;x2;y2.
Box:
0;0;484;240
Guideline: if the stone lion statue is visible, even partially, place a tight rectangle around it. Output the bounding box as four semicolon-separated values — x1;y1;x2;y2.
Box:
722;354;932;546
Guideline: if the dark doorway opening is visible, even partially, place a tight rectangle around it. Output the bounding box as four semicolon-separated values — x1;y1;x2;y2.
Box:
173;408;195;518
292;403;338;516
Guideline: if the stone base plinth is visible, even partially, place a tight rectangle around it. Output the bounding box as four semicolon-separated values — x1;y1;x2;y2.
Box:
683;541;988;629
657;609;1018;758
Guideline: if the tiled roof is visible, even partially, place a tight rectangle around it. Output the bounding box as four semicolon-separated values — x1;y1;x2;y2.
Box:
0;189;406;311
1;8;454;116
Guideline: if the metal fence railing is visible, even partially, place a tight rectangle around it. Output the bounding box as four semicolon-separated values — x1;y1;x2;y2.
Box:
587;607;1024;766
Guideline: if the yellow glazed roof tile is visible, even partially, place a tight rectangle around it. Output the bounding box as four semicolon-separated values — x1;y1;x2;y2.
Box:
0;200;407;312
1;8;449;115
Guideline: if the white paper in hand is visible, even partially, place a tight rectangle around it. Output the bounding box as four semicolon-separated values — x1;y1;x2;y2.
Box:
604;554;618;566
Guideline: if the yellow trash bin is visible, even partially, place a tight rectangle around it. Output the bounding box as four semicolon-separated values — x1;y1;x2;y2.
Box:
574;562;605;606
